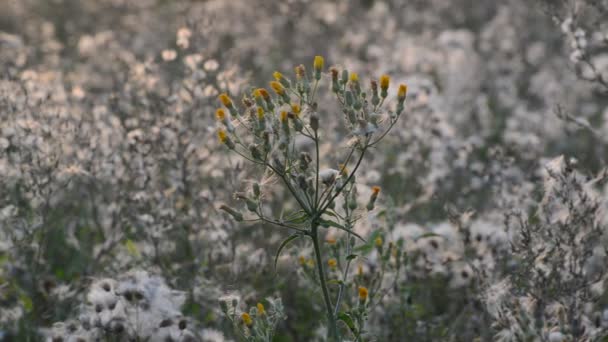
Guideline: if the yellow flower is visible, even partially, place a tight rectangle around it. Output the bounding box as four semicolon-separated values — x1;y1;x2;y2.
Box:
241;312;252;326
379;74;390;91
328;258;337;268
280;110;288;122
313;55;324;72
215;108;226;121
358;286;368;301
375;236;383;247
254;88;270;100
298;256;306;265
398;84;408;101
273;71;284;81
257;107;265;120
218;93;233;108
270;81;285;95
217;129;228;143
257;303;265;315
291;103;301;116
372;186;381;195
349;72;359;83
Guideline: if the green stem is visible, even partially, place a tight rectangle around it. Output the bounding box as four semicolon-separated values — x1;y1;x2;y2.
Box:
311;223;340;341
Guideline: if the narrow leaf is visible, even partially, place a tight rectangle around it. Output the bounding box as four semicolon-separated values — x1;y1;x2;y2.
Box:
274;234;301;273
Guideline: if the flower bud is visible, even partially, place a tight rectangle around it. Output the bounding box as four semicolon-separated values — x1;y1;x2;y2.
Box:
241;313;252;326
252;183;261;198
358;286;368;305
370;80;380;106
217;129;235;149
379;74;390;98
257;303;265;315
219;204;243;221
366;186;380;211
341;69;349;84
313;55;324;80
330;67;340;93
273;71;291;88
310;114;319;132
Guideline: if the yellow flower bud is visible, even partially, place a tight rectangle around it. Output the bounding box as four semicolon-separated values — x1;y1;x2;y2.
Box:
215;108;226;121
358;286;368;301
379;75;390;91
328;258;337;268
273;71;284;81
349;72;359;83
257;107;265;120
291;103;301;116
375;236;383;247
217;129;228;143
270;81;285;95
299;256;306;265
398;84;408;101
241;312;252;326
218;93;233;108
254;88;270;100
372;186;381;195
257;303;265;315
280;110;288;123
313;55;324;72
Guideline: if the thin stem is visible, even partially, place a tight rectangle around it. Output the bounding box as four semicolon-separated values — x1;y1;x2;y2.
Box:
311;223;340;341
314;130;320;208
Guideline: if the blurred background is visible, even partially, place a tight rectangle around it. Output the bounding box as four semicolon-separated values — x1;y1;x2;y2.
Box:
1;0;608;341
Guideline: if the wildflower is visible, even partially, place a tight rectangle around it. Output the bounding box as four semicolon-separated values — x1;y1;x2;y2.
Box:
215;108;226;121
256;303;265;315
298;256;306;265
280;111;288;123
274;71;291;88
349;72;359;83
217;129;234;149
396;84;407;115
375;236;383;247
366;186;380;211
398;84;407;102
358;286;368;304
379;74;390;98
313;55;324;80
328;258;337;268
291;103;301;116
270;81;285;96
218;93;233;108
219;204;243;221
241;312;252;326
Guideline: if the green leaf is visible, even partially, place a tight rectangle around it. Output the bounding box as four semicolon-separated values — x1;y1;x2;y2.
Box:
319;219;366;242
274;234;301;273
346;254;358;261
337;312;357;335
354;230;382;254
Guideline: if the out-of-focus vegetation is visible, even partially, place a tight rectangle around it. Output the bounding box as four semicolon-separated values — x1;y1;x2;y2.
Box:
1;0;607;341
